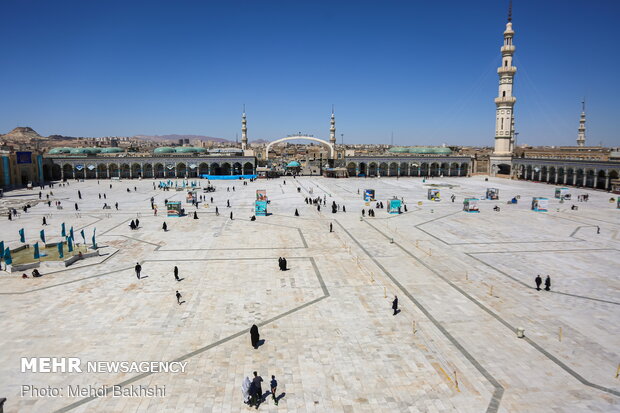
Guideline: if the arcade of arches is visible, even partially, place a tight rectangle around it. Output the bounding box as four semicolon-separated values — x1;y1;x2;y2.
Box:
514;163;619;191
44;160;256;181
345;161;470;177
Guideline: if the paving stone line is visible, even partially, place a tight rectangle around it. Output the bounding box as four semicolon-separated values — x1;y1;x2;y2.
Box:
364;219;620;398
53;257;329;413
334;219;504;413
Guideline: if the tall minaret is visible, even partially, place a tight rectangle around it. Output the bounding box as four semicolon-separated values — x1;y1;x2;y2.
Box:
577;99;586;147
329;105;336;147
493;1;517;156
241;105;248;150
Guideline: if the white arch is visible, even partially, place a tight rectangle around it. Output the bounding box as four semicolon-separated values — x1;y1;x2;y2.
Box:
266;136;334;160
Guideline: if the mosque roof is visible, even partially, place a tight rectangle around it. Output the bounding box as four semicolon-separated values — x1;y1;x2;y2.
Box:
286;161;301;167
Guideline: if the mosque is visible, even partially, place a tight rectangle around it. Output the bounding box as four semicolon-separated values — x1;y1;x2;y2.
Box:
2;3;617;190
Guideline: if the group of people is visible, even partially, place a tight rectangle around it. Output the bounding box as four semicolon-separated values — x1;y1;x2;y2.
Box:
535;275;551;291
278;257;288;271
242;371;280;408
129;219;140;230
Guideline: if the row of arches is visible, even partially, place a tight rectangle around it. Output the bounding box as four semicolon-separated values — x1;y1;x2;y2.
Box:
515;164;619;191
346;161;469;177
45;162;255;181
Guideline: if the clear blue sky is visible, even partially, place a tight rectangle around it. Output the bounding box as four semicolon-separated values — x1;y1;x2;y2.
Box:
1;0;619;147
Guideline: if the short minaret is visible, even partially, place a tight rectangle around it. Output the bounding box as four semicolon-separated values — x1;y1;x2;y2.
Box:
577;100;586;147
493;1;517;156
241;105;248;150
329;106;336;146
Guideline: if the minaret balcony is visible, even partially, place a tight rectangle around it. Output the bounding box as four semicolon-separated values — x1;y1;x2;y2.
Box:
494;96;516;105
501;45;516;53
497;66;517;74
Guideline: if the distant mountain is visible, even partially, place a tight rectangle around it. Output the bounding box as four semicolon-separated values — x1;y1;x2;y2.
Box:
1;126;44;141
133;134;230;143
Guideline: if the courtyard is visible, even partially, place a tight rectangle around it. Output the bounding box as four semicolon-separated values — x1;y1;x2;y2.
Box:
0;176;618;412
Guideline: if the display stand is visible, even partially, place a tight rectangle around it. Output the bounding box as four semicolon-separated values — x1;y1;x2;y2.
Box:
387;198;402;214
364;189;376;201
554;187;571;200
167;201;184;217
256;190;268;202
463;198;480;213
428;189;440;201
186;190;197;203
255;200;267;216
486;188;499;200
531;197;549;212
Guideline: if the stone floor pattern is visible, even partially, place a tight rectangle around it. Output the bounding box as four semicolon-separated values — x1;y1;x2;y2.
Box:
0;176;618;412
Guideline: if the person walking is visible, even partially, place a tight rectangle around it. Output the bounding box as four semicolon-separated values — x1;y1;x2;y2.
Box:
176;290;182;304
115;202;119;210
135;218;140;228
215;206;219;216
230;211;233;220
250;325;260;349
78;190;82;199
544;275;551;291
174;266;180;281
330;222;333;232
282;257;287;271
270;375;278;405
278;257;283;271
392;295;399;315
42;217;47;226
162;222;167;231
294;209;299;216
135;262;142;279
535;275;542;291
252;371;263;407
130;220;136;230
597;226;600;234
75;202;79;211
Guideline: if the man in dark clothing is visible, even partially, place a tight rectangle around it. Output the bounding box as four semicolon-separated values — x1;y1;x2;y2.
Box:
130;220;136;230
250;325;260;349
535;275;542;291
135;263;142;279
42;217;47;225
282;258;287;271
135;218;139;228
278;257;283;271
294;209;299;216
174;266;180;281
176;290;182;304
78;190;82;199
163;222;168;231
194;211;198;219
75;203;79;211
330;223;333;232
252;371;263;406
215;206;219;216
230;211;233;220
597;226;600;234
115;202;119;210
392;295;399;315
342;205;346;212
544;275;551;291
270;375;278;405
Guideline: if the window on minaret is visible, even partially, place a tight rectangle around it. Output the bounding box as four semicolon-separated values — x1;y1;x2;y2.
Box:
503;91;506;97
504;60;508;67
501;119;504;130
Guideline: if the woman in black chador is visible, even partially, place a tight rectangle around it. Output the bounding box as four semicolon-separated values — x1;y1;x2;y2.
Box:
250;324;260;349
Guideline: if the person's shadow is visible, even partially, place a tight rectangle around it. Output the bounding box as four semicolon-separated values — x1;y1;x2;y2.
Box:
275;392;286;403
393;309;401;316
176;278;184;282
256;339;265;348
178;300;186;305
